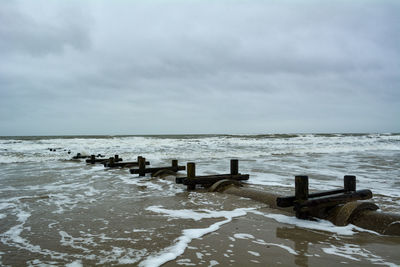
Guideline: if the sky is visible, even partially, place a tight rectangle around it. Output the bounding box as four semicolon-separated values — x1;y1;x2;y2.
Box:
0;0;399;135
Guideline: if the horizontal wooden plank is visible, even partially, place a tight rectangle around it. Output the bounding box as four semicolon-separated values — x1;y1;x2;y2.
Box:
73;155;91;159
86;159;106;163
105;161;150;168
86;158;123;164
277;189;345;207
297;189;372;212
176;174;249;185
129;166;185;174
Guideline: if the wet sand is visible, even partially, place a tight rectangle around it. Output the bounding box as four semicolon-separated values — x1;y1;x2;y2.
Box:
1;170;400;266
164;207;400;266
157;191;400;267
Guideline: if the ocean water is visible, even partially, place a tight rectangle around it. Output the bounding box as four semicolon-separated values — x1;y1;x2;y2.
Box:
0;134;399;266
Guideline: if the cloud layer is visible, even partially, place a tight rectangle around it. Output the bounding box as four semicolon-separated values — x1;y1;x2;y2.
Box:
1;0;399;135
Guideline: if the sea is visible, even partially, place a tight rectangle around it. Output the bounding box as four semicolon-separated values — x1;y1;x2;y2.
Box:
0;133;399;266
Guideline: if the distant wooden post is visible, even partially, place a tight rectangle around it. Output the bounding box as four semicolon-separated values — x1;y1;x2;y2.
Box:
295;175;309;219
187;162;196;190
109;157;115;167
90;155;95;164
230;159;239;175
139;157;146;176
172;160;178;171
344;175;356;192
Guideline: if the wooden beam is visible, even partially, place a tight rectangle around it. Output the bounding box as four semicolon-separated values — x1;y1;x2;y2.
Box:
130;166;185;175
277;175;359;208
105;161;150;168
176;174;249;185
72;153;91;159
277;189;345;208
296;189;373;212
86;158;107;164
87;158;123;164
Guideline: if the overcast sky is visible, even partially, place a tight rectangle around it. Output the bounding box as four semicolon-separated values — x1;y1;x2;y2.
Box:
0;0;399;135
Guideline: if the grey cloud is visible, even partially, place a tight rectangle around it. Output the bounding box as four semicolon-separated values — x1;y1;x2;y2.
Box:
0;1;91;56
0;0;399;135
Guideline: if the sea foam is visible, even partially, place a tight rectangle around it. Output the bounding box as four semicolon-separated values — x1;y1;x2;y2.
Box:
139;207;253;267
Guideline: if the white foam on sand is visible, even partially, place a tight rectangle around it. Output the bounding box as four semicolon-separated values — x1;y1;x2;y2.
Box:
139;207;253;267
118;176;184;196
266;243;298;255
59;231;93;253
146;206;252;222
233;233;254;240
0;206;68;260
248;251;260;257
322;244;399;266
251;211;379;236
232;232;298;255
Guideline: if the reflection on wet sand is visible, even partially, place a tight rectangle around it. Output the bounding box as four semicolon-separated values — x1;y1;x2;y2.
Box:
277;227;309;267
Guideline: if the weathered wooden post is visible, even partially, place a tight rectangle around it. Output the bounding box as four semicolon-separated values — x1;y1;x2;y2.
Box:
139;157;146;176
230;159;239;175
109;157;115;167
295;175;309;219
344;175;356;192
187;162;196;190
90;155;95;164
172;160;178;171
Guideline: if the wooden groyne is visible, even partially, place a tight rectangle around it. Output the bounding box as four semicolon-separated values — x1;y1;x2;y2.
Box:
71;152;400;236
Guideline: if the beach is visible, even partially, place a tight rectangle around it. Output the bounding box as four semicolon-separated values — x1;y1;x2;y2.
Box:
0;134;399;266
